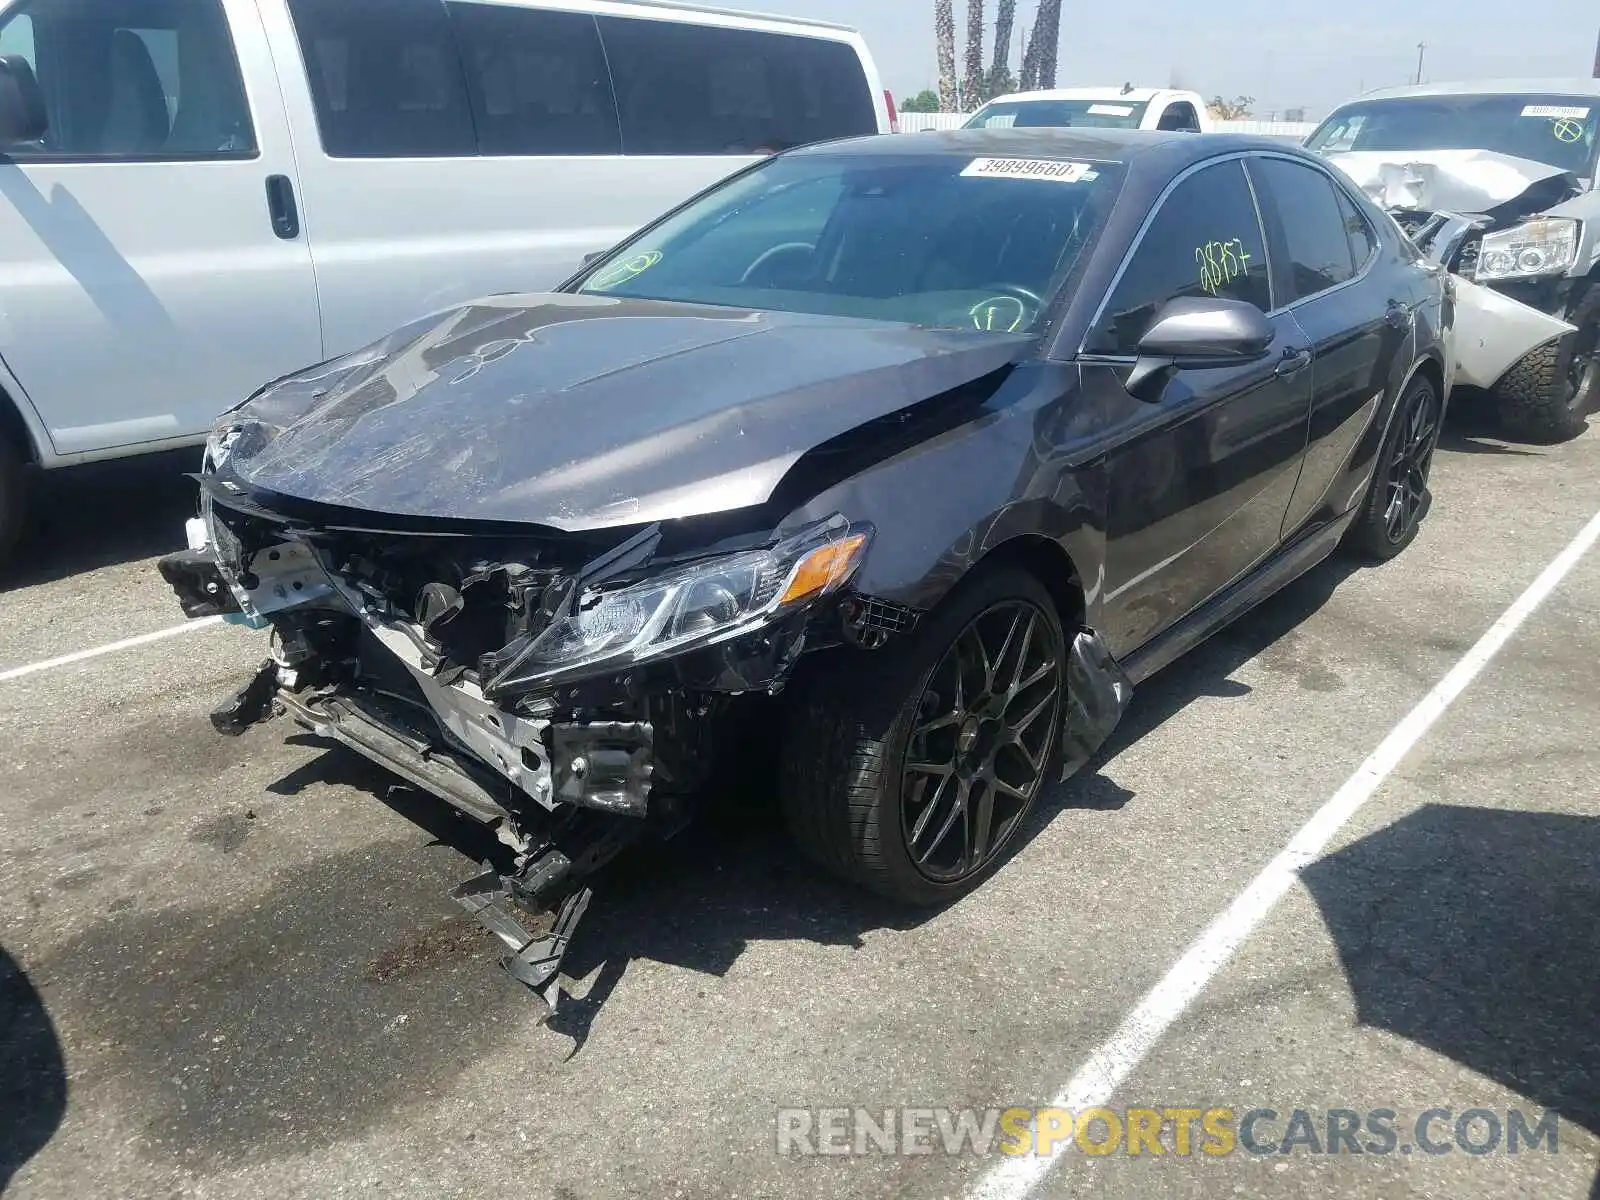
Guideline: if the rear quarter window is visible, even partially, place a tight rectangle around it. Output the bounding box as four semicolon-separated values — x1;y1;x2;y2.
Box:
595;16;877;155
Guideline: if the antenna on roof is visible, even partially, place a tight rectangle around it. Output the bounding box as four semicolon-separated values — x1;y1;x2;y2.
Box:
1121;81;1134;95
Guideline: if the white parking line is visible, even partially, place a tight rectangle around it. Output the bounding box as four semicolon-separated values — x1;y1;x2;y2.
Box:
0;616;225;684
970;504;1600;1200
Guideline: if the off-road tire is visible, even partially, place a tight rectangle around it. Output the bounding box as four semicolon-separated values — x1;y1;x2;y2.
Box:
779;567;1065;908
1343;371;1441;563
1491;290;1599;444
0;434;26;568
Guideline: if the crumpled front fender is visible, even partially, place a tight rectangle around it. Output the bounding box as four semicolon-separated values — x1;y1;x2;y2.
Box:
1450;277;1577;390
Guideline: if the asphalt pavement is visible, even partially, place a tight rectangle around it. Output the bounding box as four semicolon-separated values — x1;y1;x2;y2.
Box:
1;406;1597;1200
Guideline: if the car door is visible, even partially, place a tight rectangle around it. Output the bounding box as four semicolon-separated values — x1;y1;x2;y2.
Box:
1081;156;1314;657
0;0;321;457
1245;154;1416;537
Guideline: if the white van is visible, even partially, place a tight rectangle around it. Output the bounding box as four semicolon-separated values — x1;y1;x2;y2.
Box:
0;0;892;559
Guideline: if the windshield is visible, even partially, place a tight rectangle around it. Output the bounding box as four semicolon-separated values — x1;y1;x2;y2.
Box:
1306;94;1599;176
964;98;1149;130
573;151;1125;334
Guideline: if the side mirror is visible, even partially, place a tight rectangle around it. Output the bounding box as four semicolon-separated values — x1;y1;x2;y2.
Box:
1125;295;1274;400
0;55;47;147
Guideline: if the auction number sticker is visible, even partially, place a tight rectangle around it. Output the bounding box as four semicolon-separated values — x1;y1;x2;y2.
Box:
1087;103;1136;117
962;158;1099;183
1521;105;1591;119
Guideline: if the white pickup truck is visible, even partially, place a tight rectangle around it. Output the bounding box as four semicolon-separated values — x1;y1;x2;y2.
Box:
961;87;1213;134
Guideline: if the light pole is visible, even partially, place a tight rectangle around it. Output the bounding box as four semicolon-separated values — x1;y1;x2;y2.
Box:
1415;42;1426;86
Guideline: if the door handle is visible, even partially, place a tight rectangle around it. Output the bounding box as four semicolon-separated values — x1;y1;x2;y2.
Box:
265;174;300;240
1274;347;1313;378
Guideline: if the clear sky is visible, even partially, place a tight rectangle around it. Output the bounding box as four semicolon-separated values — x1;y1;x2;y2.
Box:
719;0;1600;119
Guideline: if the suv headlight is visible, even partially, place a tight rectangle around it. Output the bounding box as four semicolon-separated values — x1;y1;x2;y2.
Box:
1471;217;1581;283
484;515;873;693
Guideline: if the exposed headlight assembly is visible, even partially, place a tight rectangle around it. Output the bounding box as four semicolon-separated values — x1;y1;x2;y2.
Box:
1471;217;1581;283
485;515;873;693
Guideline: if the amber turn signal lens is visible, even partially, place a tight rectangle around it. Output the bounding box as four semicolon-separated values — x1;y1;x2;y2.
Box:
778;533;870;605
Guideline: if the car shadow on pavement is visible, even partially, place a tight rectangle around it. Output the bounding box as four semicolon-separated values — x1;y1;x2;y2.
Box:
1301;804;1600;1146
1439;387;1561;456
261;551;1372;1054
0;946;67;1196
270;732;922;1059
1;447;200;590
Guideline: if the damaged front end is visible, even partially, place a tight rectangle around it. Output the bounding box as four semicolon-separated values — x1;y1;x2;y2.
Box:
1326;149;1596;391
160;481;871;1013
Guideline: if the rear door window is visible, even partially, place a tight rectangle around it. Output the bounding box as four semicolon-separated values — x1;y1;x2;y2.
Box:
447;3;620;156
1248;157;1359;303
286;0;475;158
1086;159;1272;356
1336;186;1378;271
595;16;876;155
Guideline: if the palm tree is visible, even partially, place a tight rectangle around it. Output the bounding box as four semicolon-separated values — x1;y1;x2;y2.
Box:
1035;0;1062;89
963;0;987;109
1020;0;1062;91
935;0;958;112
988;0;1017;97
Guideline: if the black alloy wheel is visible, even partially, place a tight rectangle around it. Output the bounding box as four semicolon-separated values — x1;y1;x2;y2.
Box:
780;567;1068;906
901;599;1062;884
1381;377;1442;547
1343;372;1442;562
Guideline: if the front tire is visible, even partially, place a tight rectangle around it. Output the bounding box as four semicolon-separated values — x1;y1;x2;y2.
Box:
1343;370;1442;562
1491;290;1599;444
780;567;1066;907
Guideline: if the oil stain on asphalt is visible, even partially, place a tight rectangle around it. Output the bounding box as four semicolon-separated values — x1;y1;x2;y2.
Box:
25;836;539;1170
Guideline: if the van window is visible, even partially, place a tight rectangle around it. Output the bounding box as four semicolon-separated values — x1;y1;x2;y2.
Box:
595;16;876;155
286;0;475;158
447;3;621;156
0;0;255;159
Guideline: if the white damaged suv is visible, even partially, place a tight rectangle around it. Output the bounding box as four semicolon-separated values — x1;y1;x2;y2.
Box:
1307;80;1600;442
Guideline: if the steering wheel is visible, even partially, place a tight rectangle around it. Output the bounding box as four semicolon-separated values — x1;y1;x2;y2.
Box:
740;242;816;285
968;285;1043;332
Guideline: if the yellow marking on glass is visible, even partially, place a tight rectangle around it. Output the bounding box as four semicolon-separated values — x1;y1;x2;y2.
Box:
1195;238;1253;295
588;249;663;291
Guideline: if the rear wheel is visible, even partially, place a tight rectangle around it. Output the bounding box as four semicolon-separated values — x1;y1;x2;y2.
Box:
780;568;1065;907
1491;290;1599;444
1343;371;1442;562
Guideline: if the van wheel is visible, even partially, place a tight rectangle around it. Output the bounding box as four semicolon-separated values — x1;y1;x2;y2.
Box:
0;435;26;567
779;568;1065;907
1492;292;1599;444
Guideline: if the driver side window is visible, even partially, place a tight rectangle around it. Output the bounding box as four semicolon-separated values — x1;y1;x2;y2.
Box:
1157;102;1200;132
1086;159;1272;356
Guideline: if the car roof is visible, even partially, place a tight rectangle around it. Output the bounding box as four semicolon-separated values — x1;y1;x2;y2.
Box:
979;87;1194;105
1343;78;1600;103
789;128;1287;165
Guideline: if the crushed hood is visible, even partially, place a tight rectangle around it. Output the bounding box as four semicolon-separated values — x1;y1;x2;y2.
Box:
1322;149;1582;219
215;294;1030;531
